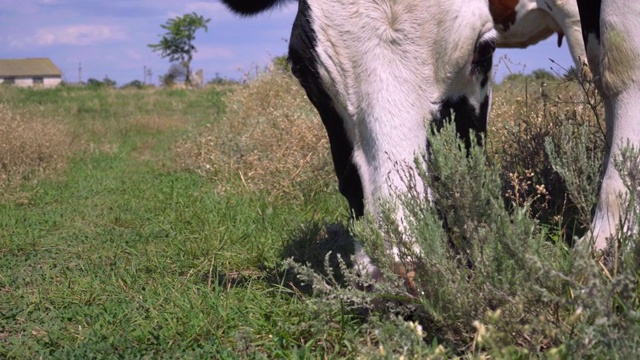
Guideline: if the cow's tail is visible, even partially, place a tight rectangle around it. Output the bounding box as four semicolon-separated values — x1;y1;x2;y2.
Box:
220;0;295;16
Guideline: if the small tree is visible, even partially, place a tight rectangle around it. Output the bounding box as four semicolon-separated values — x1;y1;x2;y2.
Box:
148;12;210;86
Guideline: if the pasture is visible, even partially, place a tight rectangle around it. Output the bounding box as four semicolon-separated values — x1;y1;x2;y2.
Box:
1;65;638;358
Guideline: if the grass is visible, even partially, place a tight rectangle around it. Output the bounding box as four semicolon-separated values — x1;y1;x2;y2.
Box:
0;82;358;358
1;65;638;358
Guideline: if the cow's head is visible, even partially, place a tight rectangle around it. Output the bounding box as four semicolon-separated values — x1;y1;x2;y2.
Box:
287;0;497;217
220;0;499;276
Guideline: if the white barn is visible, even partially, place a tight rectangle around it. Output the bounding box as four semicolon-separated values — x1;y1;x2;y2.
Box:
0;58;62;88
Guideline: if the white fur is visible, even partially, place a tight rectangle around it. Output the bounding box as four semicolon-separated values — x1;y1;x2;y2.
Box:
494;0;587;71
306;0;495;271
309;0;494;216
585;0;640;250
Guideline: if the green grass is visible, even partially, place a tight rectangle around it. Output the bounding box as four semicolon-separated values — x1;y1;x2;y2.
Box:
0;85;360;358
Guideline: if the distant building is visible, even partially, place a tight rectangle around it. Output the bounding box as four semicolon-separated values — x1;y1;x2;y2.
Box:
0;58;62;88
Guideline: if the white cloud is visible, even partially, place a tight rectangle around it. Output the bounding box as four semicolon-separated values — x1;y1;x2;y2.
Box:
194;45;235;60
12;24;127;47
126;49;145;62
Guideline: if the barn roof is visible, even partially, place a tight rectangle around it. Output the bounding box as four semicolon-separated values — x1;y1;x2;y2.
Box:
0;58;62;77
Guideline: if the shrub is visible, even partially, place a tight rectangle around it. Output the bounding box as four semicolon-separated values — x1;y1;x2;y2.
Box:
489;67;605;241
287;120;639;358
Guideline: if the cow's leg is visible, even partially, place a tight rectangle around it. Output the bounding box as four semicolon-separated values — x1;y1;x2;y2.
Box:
541;0;590;77
590;88;640;250
578;0;640;251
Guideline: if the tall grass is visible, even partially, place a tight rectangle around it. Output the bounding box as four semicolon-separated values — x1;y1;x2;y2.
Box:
285;70;639;357
174;68;334;201
488;70;605;240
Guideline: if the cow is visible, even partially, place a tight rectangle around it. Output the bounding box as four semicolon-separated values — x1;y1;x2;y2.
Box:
221;0;498;276
576;0;640;251
490;0;587;74
223;0;630;273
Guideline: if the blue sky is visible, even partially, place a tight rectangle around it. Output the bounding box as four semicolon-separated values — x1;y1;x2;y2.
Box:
0;0;575;86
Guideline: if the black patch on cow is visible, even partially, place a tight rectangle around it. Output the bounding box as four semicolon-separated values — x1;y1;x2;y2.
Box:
288;1;365;217
435;96;490;151
473;39;495;89
475;57;493;89
220;0;294;16
577;0;601;45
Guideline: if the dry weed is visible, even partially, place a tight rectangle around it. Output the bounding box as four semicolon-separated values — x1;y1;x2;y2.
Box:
488;72;605;236
175;69;333;198
489;76;603;170
0;103;74;194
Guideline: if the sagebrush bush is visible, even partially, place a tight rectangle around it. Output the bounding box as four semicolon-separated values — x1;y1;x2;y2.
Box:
545;123;602;229
489;73;605;240
288;120;639;358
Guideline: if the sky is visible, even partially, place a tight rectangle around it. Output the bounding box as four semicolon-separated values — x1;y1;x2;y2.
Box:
0;0;576;86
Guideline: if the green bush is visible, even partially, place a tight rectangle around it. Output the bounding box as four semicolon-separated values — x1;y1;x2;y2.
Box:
288;121;640;358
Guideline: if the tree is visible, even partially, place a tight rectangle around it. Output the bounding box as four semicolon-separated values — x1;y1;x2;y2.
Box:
148;12;210;86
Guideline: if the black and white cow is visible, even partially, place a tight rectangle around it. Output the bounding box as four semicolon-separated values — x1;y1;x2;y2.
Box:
221;0;638;270
577;0;640;251
222;0;497;273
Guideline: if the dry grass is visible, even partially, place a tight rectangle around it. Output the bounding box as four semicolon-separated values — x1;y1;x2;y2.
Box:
175;69;333;198
0;103;74;195
487;72;605;236
488;75;604;169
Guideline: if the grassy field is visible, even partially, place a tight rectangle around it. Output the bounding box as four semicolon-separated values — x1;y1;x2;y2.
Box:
0;81;357;358
1;68;638;358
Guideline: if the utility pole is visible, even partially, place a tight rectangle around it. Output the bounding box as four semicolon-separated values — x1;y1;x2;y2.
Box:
78;62;83;83
147;68;153;86
143;65;147;84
